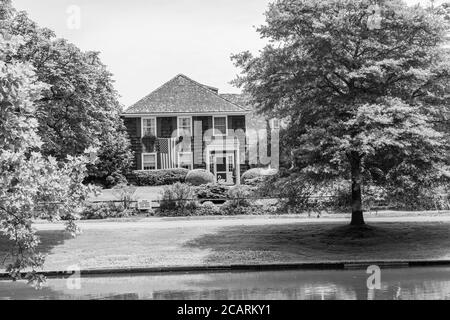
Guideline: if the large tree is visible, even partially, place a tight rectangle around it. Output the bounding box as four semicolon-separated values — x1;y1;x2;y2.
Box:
233;0;450;225
1;3;97;284
2;3;133;185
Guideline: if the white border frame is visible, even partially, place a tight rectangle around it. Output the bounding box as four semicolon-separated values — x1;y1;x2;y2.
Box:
141;152;158;171
141;117;157;137
213;116;228;137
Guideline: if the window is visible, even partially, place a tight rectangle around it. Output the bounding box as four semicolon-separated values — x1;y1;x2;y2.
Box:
142;153;157;170
142;118;156;136
178;116;192;150
213;116;227;136
228;155;234;172
178;117;192;136
178;152;193;170
209;154;215;174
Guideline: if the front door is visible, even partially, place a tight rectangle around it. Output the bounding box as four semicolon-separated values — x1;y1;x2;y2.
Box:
214;154;234;184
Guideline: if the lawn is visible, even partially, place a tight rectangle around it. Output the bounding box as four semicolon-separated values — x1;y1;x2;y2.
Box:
88;186;164;202
1;217;450;272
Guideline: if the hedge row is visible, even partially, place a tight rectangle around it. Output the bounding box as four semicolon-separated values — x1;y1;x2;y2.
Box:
132;167;278;187
133;168;189;186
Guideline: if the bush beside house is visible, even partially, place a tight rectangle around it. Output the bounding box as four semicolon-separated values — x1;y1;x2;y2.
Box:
241;168;278;185
194;183;229;203
186;169;215;186
133;168;189;186
195;201;222;216
155;181;280;217
159;182;198;215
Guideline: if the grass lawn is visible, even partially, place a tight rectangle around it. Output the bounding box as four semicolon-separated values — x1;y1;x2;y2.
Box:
1;218;450;272
190;222;450;265
88;186;164;202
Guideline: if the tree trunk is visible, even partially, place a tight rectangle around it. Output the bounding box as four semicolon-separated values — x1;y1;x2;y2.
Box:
350;153;365;226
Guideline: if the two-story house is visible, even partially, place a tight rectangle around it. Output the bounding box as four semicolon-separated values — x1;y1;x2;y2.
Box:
122;74;278;185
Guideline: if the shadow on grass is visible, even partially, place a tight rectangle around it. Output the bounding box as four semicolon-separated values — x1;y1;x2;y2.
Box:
185;222;450;263
0;230;72;269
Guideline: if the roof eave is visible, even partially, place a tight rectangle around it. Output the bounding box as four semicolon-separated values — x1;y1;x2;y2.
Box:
121;110;250;117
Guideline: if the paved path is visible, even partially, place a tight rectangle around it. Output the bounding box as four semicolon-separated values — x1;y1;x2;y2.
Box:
33;214;450;231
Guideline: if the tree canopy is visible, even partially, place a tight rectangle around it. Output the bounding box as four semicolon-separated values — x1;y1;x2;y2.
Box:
2;2;133;185
233;0;450;225
1;2;98;283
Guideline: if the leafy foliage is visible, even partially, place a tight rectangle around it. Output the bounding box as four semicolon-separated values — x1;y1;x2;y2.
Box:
228;185;252;205
159;183;198;214
111;185;137;210
2;3;133;183
141;134;157;152
233;0;450;224
241;167;277;185
0;13;96;285
194;183;229;203
133;168;189;186
80;202;139;220
105;172;128;188
86;126;133;187
185;169;215;186
195;201;222;216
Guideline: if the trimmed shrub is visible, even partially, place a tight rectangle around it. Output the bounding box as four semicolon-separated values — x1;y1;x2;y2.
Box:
194;183;229;203
186;169;215;186
159;183;198;214
133;168;189;186
195;201;222;216
202;201;216;207
241;168;277;185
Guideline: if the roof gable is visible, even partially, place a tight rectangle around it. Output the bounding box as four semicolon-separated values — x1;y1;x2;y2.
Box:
124;74;248;114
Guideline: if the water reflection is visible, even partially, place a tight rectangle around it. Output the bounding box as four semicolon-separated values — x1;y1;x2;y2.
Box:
0;267;449;300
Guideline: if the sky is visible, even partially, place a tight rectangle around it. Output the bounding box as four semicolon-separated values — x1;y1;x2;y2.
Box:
11;0;444;107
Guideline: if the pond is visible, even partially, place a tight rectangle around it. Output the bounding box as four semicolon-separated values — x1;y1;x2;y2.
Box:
0;266;449;300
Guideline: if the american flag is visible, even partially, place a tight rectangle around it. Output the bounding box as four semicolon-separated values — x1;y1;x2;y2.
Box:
157;137;179;169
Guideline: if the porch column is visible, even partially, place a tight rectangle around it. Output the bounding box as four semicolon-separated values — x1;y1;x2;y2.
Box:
205;147;211;174
236;148;241;185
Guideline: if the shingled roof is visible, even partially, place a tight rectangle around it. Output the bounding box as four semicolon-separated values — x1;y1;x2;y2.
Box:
123;74;248;114
219;93;251;108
